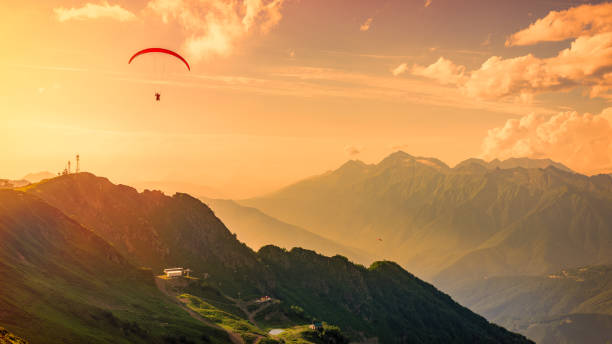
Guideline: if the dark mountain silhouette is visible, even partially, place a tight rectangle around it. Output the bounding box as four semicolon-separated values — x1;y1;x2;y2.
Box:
24;173;270;296
12;173;532;343
0;189;230;344
132;180;225;199
259;246;531;343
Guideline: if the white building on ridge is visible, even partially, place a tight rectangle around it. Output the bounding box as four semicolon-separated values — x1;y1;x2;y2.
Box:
163;267;191;278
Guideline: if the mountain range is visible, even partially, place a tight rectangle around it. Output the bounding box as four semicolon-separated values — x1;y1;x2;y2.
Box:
242;151;612;283
0;173;532;343
240;151;612;342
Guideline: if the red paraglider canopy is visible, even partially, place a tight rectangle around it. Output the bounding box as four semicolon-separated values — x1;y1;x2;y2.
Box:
128;48;190;71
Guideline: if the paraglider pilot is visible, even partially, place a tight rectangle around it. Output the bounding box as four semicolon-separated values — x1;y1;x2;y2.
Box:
155;92;161;101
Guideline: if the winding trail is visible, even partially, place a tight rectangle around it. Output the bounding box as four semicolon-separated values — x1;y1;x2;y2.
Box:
155;277;244;344
225;295;280;327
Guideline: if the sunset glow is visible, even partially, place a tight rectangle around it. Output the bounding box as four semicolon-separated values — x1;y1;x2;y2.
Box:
2;0;611;197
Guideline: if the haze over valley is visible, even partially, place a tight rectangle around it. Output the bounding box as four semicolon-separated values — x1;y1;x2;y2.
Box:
3;0;612;343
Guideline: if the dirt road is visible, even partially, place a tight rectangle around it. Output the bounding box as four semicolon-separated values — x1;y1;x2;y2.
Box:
155;277;244;344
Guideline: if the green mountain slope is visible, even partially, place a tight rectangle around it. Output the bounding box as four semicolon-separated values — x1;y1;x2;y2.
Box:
23;173;271;298
16;173;532;343
202;197;373;265
258;246;532;343
0;190;230;344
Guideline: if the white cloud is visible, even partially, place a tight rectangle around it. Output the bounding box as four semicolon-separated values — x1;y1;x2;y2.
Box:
481;108;612;174
412;57;465;85
506;2;612;46
408;34;612;101
402;3;612;102
147;0;285;61
465;32;612;100
360;18;373;32
392;63;408;76
54;1;136;22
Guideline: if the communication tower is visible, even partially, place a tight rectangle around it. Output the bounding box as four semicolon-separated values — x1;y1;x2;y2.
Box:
76;154;80;173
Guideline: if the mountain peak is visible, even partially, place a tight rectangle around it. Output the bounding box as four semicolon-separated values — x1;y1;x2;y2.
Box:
339;159;368;170
22;171;56;183
381;150;415;163
455;157;573;173
453;158;489;173
331;159;372;179
498;157;572;172
379;151;449;170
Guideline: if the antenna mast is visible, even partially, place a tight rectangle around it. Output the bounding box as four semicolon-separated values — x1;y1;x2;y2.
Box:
76;154;80;173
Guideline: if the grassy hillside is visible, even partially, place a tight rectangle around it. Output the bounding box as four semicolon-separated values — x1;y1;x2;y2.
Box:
156;275;351;344
0;190;230;344
23;173;271;298
202;197;373;265
257;246;532;343
15;173;533;343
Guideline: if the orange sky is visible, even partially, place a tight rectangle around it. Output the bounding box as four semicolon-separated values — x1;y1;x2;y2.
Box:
2;0;612;198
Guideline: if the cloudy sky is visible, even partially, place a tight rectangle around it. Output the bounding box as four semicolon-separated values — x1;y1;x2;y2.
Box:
2;0;611;197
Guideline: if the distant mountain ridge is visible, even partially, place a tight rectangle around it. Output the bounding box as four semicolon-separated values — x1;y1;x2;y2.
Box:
202;197;373;265
22;171;55;183
451;265;612;344
242;151;612;282
455;157;573;173
0;179;29;189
